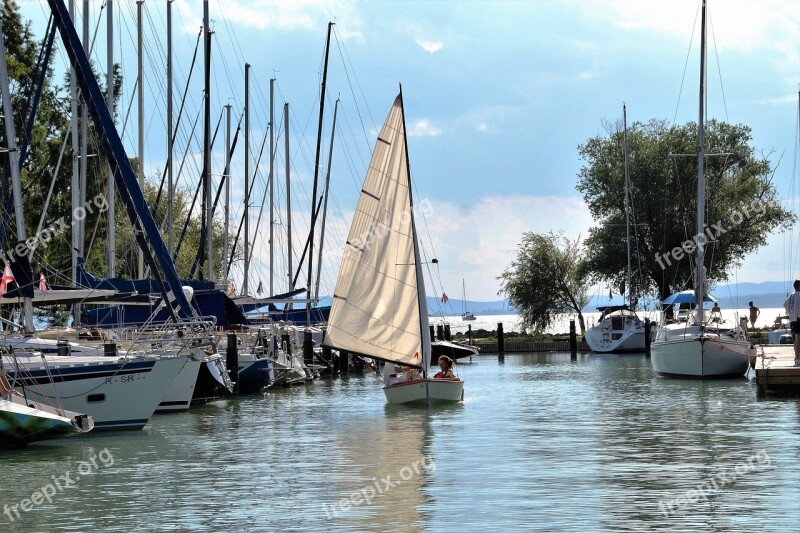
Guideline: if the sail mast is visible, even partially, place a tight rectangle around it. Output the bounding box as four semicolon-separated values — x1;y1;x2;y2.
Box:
243;63;250;294
285;102;292;294
398;85;432;377
107;0;115;275
315;97;338;303
623;103;632;308
0;17;34;332
307;22;333;321
695;0;707;313
136;0;144;278
166;0;173;255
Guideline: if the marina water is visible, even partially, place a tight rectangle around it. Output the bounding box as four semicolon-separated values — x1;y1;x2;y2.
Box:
2;352;799;531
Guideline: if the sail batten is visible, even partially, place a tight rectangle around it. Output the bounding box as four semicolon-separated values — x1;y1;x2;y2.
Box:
323;96;424;367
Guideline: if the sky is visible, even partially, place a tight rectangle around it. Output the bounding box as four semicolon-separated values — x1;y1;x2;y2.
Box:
15;0;800;302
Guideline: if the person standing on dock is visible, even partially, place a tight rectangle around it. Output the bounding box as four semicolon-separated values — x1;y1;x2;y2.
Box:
783;281;800;364
748;301;760;329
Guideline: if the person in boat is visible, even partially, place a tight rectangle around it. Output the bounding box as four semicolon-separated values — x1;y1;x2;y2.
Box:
434;355;458;380
386;364;420;386
710;303;721;323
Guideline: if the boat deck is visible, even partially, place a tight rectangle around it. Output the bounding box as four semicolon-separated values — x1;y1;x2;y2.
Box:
755;344;800;397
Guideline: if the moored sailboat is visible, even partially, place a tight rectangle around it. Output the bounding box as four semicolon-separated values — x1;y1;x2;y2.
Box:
650;0;753;377
323;89;464;405
584;104;646;353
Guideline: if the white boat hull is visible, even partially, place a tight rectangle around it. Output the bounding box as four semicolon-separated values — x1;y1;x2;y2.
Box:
651;336;753;377
383;379;464;405
585;330;646;353
155;358;202;413
5;354;188;430
584;312;646;353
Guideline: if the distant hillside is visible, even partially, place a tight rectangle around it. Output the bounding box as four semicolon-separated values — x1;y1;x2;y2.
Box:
424;280;795;316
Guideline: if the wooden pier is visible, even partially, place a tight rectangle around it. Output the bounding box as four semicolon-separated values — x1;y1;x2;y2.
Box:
755;345;800;398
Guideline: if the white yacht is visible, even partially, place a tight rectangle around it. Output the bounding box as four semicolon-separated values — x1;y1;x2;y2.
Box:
584;305;646;353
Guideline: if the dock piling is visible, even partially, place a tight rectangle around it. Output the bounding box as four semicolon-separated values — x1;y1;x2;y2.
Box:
644;318;651;357
302;330;314;367
226;333;239;394
444;324;451;341
569;320;577;357
498;322;505;359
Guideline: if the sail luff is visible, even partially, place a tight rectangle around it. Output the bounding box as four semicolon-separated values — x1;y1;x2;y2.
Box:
323;95;424;368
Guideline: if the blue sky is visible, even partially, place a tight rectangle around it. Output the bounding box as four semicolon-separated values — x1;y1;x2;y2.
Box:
17;0;800;302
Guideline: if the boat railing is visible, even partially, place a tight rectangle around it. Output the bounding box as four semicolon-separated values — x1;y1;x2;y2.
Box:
109;316;219;354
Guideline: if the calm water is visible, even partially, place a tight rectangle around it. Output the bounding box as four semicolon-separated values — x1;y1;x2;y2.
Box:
2;353;799;532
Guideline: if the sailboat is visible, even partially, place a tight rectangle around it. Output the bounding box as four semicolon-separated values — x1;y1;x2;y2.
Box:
323;88;464;405
1;368;93;446
584;104;646;353
650;0;753;377
461;279;476;321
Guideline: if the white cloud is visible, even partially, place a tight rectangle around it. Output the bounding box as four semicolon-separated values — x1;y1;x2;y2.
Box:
408;120;442;137
174;0;364;41
576;0;800;55
414;37;443;54
419;195;596;300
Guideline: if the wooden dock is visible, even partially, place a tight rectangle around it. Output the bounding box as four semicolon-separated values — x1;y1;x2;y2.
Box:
755;345;800;398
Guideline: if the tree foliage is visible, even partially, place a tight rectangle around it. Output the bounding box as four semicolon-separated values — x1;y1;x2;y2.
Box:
498;232;589;334
576;118;794;301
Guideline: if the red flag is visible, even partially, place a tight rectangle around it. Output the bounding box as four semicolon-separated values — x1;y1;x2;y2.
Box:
0;264;14;295
39;272;47;293
441;293;448;304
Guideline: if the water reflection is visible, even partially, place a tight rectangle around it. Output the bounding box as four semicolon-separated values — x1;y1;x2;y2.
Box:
1;355;799;532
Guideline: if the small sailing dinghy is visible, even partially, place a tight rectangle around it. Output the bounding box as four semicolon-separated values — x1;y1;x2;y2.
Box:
1;369;93;447
323;88;464;405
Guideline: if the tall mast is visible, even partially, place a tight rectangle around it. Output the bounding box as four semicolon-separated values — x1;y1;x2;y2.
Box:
136;0;144;278
694;0;707;313
79;0;88;261
243;63;250;294
315;97;338;302
166;0;174;254
106;0;115;276
285;102;292;293
623;103;632;308
203;0;213;282
223;103;231;279
269;77;274;297
398;85;431;377
307;21;333;319
69;0;78;293
0;18;33;332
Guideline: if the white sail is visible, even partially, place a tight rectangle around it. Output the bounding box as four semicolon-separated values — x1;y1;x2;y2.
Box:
324;96;425;368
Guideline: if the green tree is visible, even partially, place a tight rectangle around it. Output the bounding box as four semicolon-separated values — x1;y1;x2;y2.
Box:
576;119;794;301
499;231;589;334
